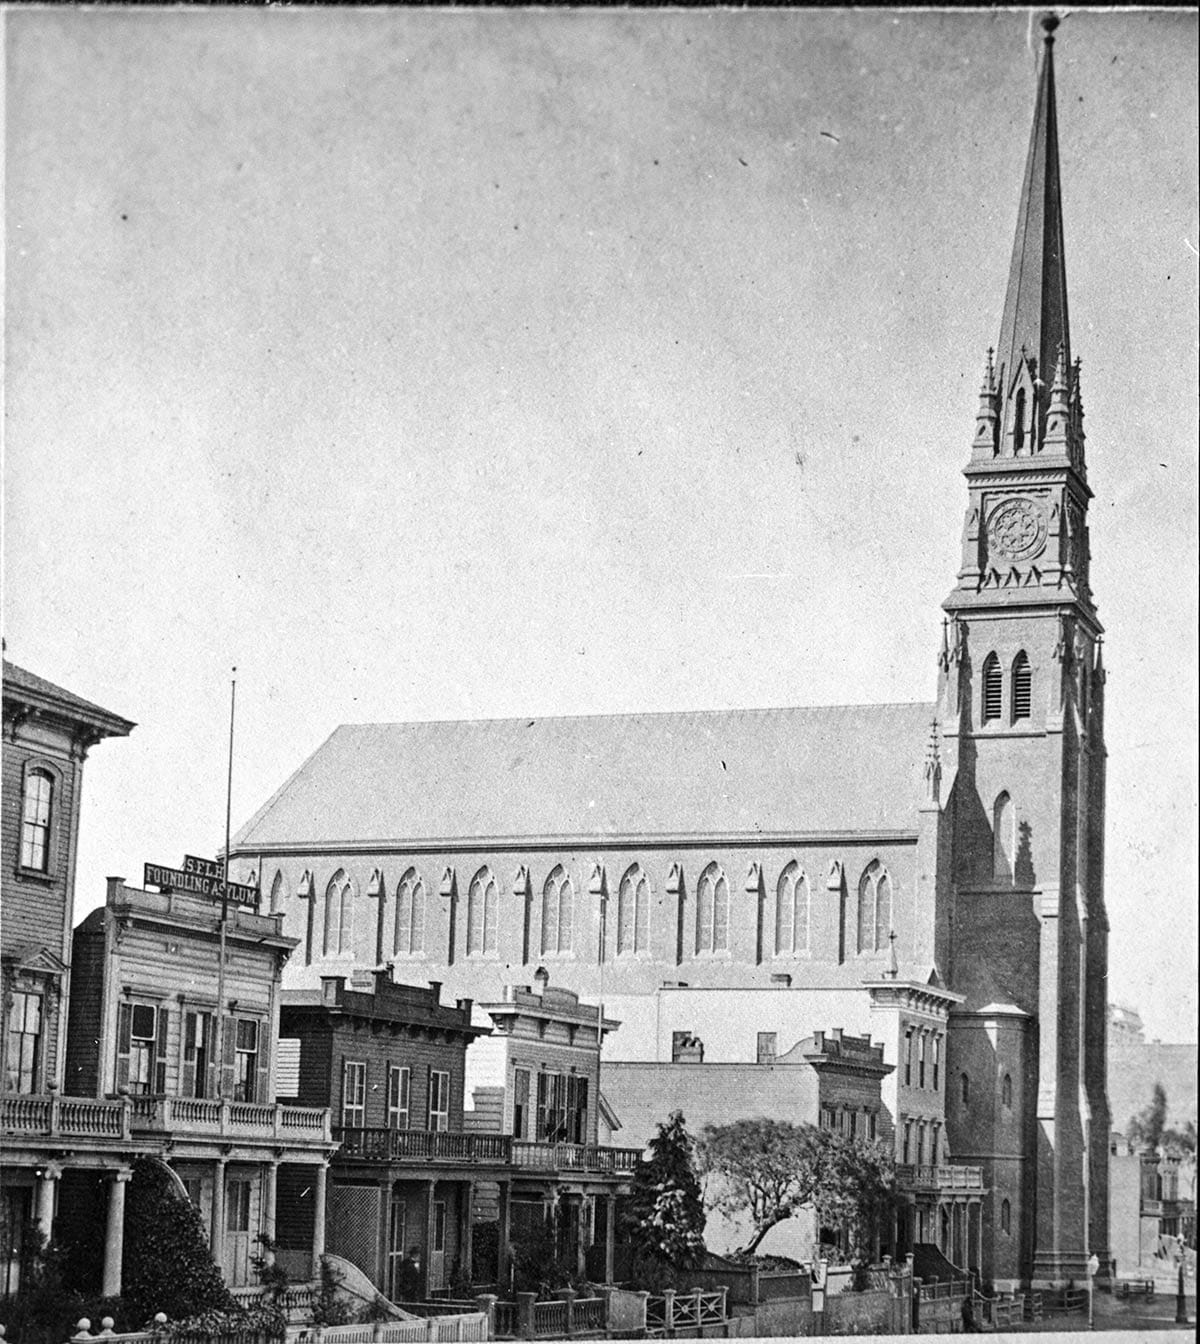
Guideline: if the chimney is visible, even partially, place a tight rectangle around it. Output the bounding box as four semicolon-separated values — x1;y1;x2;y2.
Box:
427;981;443;1005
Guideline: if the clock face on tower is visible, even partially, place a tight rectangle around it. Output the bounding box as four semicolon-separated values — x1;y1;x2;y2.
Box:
987;497;1048;562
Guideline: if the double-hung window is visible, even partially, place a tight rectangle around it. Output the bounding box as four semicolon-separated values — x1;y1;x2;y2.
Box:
428;1069;450;1131
19;770;53;872
342;1061;367;1127
233;1019;259;1102
117;1000;168;1094
5;992;43;1092
387;1065;410;1129
182;1010;214;1098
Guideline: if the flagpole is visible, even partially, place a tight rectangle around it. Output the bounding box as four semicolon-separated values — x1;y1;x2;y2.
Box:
215;668;237;1098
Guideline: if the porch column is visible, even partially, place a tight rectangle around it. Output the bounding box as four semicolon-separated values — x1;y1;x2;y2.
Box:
497;1180;512;1292
312;1161;328;1265
604;1194;616;1284
35;1163;61;1245
211;1158;227;1267
102;1168;132;1297
263;1161;279;1265
461;1180;475;1284
973;1199;984;1278
576;1196;589;1278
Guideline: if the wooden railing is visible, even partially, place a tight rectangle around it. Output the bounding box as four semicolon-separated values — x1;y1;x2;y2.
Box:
895;1162;984;1191
645;1287;728;1337
133;1096;331;1142
286;1315;488;1343
335;1128;640;1175
2;1094;130;1140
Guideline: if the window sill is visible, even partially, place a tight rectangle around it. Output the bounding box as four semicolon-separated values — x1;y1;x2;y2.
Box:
14;865;58;885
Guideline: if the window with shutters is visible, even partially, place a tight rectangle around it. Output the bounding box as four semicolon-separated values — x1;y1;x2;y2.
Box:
387;1065;410;1129
616;865;649;955
5;992;43;1093
19;769;54;872
918;1032;927;1089
756;1032;777;1064
541;866;574;956
466;868;498;957
117;1000;168;1095
394;868;425;956
428;1069;450;1131
993;792;1015;880
513;1068;530;1138
695;862;728;955
982;653;1002;723
342;1060;367;1127
1012;651;1032;720
233;1018;260;1103
182;1010;214;1099
775;862;810;955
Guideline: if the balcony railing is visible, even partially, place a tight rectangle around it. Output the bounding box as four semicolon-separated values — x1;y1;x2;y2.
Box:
334;1127;641;1175
132;1096;331;1142
2;1093;131;1141
896;1163;985;1192
3;1092;331;1145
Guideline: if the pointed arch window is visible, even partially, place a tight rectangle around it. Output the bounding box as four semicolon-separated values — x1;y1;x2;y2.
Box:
1001;1073;1013;1109
982;653;1003;723
695;862;729;955
775;862;810;955
20;768;54;872
1012;651;1032;721
1013;388;1027;455
541;866;574;955
617;864;649;956
467;867;498;957
993;792;1014;881
1000;1199;1011;1235
268;870;284;914
323;870;354;957
961;1072;970;1107
857;860;892;954
394;867;425;956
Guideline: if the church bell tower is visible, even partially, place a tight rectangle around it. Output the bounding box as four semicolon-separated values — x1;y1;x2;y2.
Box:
938;14;1110;1289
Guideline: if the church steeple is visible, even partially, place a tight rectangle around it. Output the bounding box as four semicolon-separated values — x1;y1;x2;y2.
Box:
947;12;1096;620
993;14;1071;447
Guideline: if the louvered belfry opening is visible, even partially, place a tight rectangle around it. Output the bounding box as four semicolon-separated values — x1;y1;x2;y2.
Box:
982;654;1003;722
1012;651;1032;720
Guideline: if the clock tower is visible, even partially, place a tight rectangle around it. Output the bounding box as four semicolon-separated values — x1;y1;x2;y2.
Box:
938;15;1110;1288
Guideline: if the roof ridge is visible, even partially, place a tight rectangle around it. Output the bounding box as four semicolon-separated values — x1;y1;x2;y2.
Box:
335;700;935;731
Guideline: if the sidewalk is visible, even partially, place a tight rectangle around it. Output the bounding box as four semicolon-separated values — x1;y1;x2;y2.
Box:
995;1287;1195;1334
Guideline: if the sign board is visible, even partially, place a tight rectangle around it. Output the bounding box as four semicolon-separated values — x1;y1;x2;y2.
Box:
183;854;224;880
143;861;259;910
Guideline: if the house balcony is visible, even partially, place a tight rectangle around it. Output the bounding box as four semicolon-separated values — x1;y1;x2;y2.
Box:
130;1096;331;1144
333;1126;642;1176
2;1092;133;1142
896;1163;985;1194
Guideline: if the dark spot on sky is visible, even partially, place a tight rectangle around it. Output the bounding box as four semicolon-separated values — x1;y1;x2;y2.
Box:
526;720;535;728
120;213;128;221
738;157;748;167
820;131;840;142
721;760;727;771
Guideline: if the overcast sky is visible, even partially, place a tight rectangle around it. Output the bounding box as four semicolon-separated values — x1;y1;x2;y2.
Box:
5;8;1197;1042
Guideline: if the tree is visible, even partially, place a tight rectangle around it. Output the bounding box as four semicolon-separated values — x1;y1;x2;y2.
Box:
1127;1083;1168;1151
698;1118;829;1255
121;1157;237;1322
623;1111;708;1279
699;1119;893;1261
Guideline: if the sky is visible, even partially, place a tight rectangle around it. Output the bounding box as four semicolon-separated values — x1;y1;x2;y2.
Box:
4;8;1197;1041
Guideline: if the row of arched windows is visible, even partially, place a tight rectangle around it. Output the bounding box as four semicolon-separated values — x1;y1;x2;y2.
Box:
272;856;897;964
981;651;1032;725
959;1071;1013;1109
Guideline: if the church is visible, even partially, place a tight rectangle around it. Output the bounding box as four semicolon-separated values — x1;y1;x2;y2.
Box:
228;16;1110;1291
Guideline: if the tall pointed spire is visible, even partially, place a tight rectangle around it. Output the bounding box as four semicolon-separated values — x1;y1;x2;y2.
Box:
994;14;1071;421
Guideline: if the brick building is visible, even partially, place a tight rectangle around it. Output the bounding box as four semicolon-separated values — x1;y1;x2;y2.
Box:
228;19;1110;1289
1;661;133;1295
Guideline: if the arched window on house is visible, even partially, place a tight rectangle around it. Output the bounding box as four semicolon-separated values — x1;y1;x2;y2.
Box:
1002;1073;1013;1109
616;864;649;955
993;792;1015;881
19;768;54;872
467;867;498;956
323;870;354;957
857;860;892;954
541;866;574;955
394;867;425;955
982;653;1003;723
1012;651;1032;721
961;1072;970;1107
695;863;729;955
1000;1199;1011;1235
775;863;810;955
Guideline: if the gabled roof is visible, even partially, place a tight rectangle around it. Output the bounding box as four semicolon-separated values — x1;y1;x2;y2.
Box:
3;661;135;739
231;701;933;851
